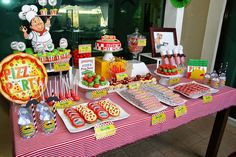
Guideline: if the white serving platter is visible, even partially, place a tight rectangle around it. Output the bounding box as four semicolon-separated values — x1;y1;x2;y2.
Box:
117;91;167;114
169;81;219;99
57;98;129;133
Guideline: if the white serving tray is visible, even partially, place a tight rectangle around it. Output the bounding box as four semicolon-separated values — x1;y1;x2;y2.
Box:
117;91;167;114
140;85;187;107
169;81;219;99
57;98;129;133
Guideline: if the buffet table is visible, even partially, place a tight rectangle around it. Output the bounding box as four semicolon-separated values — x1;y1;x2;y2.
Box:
10;69;236;157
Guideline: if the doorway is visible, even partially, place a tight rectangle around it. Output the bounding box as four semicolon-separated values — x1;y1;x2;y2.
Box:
214;0;236;119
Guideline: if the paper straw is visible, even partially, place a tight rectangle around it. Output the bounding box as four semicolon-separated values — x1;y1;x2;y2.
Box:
50;80;52;95
52;102;57;130
31;104;38;133
41;82;45;102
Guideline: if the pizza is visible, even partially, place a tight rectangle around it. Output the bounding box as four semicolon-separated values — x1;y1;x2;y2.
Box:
0;53;48;104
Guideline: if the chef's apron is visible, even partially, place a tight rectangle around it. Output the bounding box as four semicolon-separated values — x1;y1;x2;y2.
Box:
28;30;53;52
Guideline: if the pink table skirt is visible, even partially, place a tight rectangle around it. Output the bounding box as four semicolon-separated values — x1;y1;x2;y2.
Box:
11;78;236;157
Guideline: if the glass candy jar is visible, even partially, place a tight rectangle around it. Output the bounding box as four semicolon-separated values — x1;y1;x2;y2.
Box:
127;28;146;59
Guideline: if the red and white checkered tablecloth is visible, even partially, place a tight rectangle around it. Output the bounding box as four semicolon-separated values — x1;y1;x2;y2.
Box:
10;66;236;157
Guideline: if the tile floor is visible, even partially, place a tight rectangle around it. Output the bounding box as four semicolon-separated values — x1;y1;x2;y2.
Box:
99;116;236;157
0;98;236;157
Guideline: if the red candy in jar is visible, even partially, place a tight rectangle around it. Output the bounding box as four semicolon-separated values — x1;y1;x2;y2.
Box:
127;28;146;55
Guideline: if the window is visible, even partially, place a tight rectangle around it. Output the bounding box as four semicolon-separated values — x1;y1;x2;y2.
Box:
0;0;165;59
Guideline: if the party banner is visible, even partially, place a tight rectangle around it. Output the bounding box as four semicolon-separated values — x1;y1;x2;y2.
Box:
0;53;48;104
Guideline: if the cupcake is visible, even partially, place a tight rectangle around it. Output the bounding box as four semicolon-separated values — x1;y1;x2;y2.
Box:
43;53;47;61
63;51;68;59
37;53;44;62
46;52;53;62
51;52;56;61
25;48;34;55
58;48;66;59
55;52;61;60
52;49;60;60
40;8;48;15
50;8;58;15
65;49;71;57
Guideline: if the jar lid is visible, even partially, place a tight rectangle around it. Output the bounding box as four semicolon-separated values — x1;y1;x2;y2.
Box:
127;28;146;39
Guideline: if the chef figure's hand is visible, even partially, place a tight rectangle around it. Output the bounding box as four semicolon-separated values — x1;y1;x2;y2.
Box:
20;26;27;33
45;17;52;27
20;25;29;39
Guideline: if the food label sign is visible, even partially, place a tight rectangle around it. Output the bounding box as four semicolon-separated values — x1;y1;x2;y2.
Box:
78;57;95;81
137;39;147;47
128;82;140;90
168;77;180;86
94;121;116;140
0;53;48;104
79;44;92;54
91;89;108;99
152;112;166;125
53;61;70;72
174;105;187;118
55;100;75;109
203;94;213;103
116;73;128;81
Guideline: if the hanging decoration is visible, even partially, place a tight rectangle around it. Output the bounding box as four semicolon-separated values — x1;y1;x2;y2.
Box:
170;0;191;8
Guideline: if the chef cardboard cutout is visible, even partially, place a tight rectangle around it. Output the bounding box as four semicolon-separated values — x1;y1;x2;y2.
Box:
19;5;54;53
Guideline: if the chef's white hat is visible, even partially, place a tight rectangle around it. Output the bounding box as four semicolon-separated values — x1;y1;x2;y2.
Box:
25;11;37;22
19;5;38;22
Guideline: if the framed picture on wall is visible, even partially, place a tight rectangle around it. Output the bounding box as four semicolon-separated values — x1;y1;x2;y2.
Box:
150;27;178;57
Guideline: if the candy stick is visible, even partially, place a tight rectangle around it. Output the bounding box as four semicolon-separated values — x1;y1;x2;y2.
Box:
31;104;38;133
50;80;52;96
54;79;57;96
65;76;70;91
54;77;57;96
59;74;65;99
60;81;65;100
75;85;78;96
72;85;80;101
66;74;69;88
56;80;59;97
70;78;76;97
63;77;71;98
62;81;65;97
46;85;49;99
67;75;72;89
